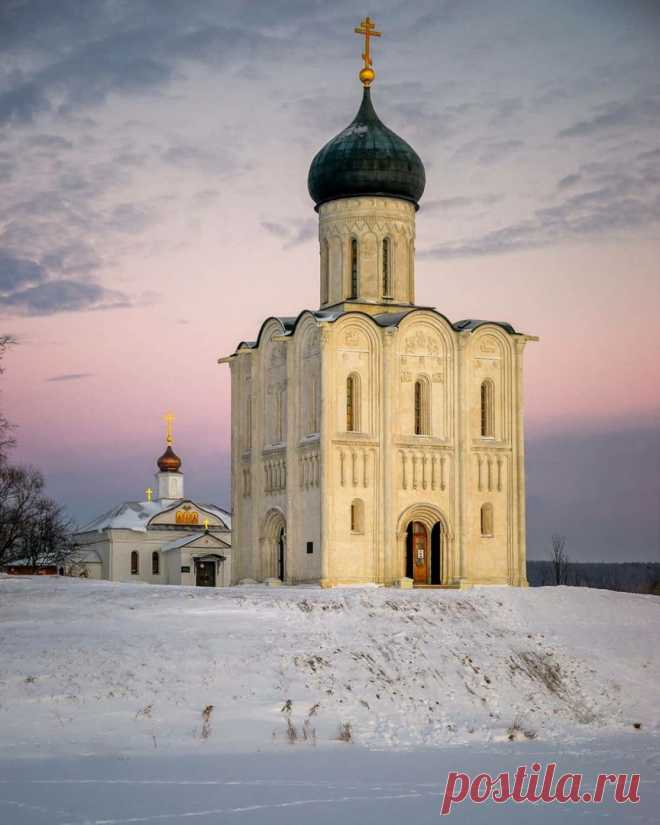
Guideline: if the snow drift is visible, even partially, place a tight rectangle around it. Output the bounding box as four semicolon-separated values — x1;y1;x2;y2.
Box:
0;577;657;756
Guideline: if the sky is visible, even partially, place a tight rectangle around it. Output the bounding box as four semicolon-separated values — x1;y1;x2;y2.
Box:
1;0;659;562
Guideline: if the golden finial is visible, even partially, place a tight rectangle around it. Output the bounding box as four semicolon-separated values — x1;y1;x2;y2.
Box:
145;487;153;502
354;15;381;87
164;411;175;445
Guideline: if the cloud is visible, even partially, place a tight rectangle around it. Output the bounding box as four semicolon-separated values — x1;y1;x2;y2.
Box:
261;218;316;248
0;251;47;292
558;97;660;138
420;184;660;259
46;373;93;382
558;173;581;190
423;194;502;212
0;278;132;317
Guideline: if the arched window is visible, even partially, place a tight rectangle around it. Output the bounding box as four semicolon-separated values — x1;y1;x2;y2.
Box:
321;239;329;305
350;499;365;533
480;379;495;438
382;237;391;298
350;238;358;299
152;551;160;575
131;550;139;575
346;373;361;432
312;377;320;433
414;377;430;435
481;503;494;537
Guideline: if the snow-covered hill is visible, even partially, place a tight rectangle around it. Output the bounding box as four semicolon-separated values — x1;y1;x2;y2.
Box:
0;577;657;756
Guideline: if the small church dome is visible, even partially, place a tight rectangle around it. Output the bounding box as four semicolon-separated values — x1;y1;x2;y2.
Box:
157;445;182;473
308;87;426;210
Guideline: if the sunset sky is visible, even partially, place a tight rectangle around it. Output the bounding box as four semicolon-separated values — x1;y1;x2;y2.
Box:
1;0;658;561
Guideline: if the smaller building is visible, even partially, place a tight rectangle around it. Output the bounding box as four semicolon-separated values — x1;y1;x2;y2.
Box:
74;422;231;587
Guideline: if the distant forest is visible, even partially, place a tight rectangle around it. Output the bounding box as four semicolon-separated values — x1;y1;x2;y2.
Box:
527;561;660;594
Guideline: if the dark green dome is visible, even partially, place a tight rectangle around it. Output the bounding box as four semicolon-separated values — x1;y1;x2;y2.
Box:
308;87;426;210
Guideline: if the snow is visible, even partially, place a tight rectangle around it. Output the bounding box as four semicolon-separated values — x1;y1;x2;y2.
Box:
78;501;231;533
0;577;657;823
160;532;207;552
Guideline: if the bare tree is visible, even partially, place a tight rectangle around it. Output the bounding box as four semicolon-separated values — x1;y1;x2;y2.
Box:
550;533;570;585
0;464;77;570
0;335;17;462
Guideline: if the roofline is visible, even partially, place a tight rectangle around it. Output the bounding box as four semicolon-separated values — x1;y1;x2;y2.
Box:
313;192;421;212
219;306;532;359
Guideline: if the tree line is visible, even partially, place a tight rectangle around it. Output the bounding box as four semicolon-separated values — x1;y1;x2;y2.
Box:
0;336;78;573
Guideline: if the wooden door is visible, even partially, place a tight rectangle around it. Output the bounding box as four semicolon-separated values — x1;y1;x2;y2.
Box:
196;561;216;587
412;521;428;584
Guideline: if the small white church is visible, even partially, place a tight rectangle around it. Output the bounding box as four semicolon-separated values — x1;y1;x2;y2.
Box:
220;18;536;588
75;417;232;587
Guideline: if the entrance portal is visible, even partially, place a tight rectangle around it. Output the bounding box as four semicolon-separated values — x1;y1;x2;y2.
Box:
196;560;216;587
277;527;286;581
405;519;443;585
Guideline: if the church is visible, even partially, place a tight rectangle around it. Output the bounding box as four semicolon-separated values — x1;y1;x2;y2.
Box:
74;416;232;586
220;18;536;588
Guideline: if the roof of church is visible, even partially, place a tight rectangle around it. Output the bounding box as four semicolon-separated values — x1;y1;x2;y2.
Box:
226;307;519;357
78;500;232;534
161;532;229;553
308;87;425;210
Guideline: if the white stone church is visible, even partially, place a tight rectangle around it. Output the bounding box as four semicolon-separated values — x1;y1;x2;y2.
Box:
74;424;232;586
220;25;536;588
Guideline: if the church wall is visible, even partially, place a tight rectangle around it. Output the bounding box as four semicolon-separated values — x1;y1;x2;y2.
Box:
319;317;381;585
381;314;459;585
285;318;322;583
318;197;416;306
75;533;111;579
460;327;523;585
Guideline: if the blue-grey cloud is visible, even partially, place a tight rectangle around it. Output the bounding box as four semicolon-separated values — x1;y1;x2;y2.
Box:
46;372;93;383
558;173;581;190
558;96;660;138
0;251;47;292
261;218;316;249
0;279;132;317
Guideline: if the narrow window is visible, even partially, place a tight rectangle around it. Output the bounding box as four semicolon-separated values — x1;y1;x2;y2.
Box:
152;551;160;575
481;503;494;537
131;550;139;575
346;373;360;432
350;238;358;299
414;378;430;435
351;499;364;533
382;238;391;298
321;239;329;305
246;393;252;449
306;541;314;554
480;380;494;438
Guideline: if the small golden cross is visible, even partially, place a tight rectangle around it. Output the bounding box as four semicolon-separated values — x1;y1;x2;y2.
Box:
145;487;153;502
354;16;381;70
164;411;175;445
203;518;210;531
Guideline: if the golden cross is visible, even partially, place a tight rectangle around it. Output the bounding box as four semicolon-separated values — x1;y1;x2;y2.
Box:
145;487;153;502
164;411;175;445
203;518;210;531
354;16;381;71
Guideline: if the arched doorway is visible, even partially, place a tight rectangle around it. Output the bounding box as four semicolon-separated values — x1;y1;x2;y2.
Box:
277;527;286;581
398;504;451;586
261;508;287;581
405;521;442;585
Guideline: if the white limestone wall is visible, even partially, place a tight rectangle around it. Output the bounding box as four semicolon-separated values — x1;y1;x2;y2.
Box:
318;197;416;306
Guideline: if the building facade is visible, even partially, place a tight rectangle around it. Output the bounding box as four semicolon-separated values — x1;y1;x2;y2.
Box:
74;427;232;587
221;37;535;588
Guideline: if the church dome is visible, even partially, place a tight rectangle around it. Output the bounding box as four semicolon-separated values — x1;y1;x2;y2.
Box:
308;87;426;210
157;445;182;473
